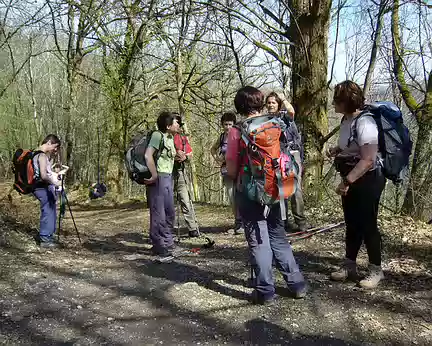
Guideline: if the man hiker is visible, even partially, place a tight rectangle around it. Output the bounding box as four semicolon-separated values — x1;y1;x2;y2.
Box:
33;134;62;248
173;114;199;238
226;86;307;304
211;112;243;234
144;112;180;260
266;92;308;232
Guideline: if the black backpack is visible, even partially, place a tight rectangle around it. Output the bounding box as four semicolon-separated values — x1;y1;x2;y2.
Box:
350;101;413;183
124;130;164;184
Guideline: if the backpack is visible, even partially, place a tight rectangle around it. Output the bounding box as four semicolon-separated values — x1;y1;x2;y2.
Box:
12;149;44;194
236;115;299;220
279;110;304;162
125;130;164;184
350;101;413;183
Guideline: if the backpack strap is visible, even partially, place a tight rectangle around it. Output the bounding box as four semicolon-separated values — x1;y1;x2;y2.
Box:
275;165;287;221
159;132;165;159
152;130;165;160
347;111;372;146
218;132;225;150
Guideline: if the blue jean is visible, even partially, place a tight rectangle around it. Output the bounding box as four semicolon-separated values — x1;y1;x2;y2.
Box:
33;185;57;242
147;174;175;253
238;193;305;299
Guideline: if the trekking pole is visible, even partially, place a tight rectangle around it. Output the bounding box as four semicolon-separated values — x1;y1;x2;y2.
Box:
57;191;64;243
60;175;82;245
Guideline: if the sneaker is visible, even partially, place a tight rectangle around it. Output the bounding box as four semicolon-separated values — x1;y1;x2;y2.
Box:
250;290;279;306
188;230;199;238
155;253;174;263
359;264;384;289
330;259;358;282
168;245;187;257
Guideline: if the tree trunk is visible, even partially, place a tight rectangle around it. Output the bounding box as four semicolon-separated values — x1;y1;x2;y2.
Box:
391;0;432;218
288;0;331;197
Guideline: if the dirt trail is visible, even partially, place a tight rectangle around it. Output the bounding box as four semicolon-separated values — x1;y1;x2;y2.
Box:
0;183;431;345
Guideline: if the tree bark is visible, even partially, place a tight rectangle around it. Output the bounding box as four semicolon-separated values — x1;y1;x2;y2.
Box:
288;0;331;197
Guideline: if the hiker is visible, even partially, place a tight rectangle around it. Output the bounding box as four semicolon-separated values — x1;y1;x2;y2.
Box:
226;86;307;304
173;114;199;238
211;112;243;234
327;80;386;289
144;111;180;259
33;134;62;248
266;92;307;232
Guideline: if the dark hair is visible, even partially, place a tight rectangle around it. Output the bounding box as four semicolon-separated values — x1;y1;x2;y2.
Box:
157;111;175;132
333;80;365;113
220;112;236;125
41;134;60;146
234;86;264;116
174;114;184;127
265;92;283;112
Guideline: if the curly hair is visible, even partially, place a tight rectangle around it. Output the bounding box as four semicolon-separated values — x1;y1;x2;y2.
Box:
333;80;365;113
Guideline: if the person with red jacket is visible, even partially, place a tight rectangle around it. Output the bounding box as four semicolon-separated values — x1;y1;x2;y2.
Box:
173;115;199;238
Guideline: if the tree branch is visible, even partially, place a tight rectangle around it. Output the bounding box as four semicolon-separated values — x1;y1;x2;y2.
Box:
391;0;420;116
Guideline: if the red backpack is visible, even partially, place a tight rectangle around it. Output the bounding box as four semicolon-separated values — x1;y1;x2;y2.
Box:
237;115;299;219
12;149;43;194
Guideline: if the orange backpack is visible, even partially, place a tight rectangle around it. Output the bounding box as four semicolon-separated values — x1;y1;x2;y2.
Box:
237;115;299;219
12;149;43;194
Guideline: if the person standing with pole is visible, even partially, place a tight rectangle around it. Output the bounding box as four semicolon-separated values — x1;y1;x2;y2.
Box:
173;114;199;238
32;134;62;248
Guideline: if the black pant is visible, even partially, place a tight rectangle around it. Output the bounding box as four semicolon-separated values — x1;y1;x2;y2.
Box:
342;168;385;266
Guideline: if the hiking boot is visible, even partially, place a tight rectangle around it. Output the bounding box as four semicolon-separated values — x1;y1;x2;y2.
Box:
330;259;358;282
40;241;60;249
234;227;244;235
188;230;199;238
285;220;298;233
250;290;279;306
286;282;308;299
359;264;384;289
296;222;308;233
152;246;171;256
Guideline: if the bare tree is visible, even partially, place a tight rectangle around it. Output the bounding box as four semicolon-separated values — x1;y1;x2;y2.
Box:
363;0;390;97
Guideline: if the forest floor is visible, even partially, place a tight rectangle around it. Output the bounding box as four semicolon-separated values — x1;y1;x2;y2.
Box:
0;182;431;346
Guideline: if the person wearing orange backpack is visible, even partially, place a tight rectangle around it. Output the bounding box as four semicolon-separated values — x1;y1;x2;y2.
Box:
266;92;308;232
32;134;62;248
225;86;307;305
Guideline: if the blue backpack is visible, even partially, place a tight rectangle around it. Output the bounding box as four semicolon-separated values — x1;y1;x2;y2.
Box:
351;101;413;183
